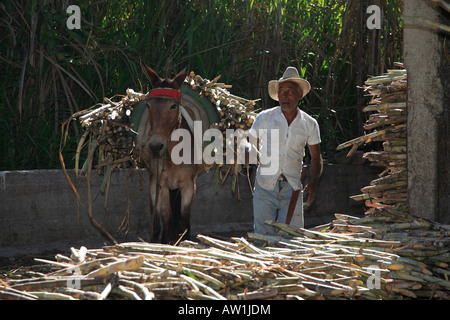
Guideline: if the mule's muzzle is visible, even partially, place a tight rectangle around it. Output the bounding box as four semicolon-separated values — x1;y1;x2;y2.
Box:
148;136;167;158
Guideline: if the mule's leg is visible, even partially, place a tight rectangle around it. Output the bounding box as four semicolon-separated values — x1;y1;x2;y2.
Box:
179;181;195;241
158;187;175;243
149;177;173;243
148;177;160;242
169;189;182;240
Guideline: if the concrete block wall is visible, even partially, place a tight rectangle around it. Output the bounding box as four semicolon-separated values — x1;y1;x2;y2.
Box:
303;163;380;226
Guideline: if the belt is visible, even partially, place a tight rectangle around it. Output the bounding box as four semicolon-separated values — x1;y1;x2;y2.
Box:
278;174;287;181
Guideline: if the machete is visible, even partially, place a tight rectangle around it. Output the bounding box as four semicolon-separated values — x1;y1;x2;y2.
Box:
285;189;301;225
285;165;307;225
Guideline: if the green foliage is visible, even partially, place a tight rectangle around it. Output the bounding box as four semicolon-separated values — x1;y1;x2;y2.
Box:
0;0;403;170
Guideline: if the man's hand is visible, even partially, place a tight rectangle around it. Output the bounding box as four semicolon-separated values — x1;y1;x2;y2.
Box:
302;180;318;206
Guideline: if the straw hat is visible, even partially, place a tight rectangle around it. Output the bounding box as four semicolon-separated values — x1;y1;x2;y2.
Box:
268;66;311;101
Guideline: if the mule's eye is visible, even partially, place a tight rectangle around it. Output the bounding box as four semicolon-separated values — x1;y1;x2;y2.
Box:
170;103;177;110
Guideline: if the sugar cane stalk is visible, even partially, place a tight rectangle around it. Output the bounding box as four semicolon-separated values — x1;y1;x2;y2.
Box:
86;255;145;278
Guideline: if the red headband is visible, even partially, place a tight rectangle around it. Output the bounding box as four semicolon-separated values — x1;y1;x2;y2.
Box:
147;88;181;99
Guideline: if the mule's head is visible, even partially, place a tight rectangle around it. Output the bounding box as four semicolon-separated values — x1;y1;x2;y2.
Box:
141;63;188;158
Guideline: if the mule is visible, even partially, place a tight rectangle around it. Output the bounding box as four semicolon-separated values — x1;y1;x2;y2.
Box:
135;63;205;243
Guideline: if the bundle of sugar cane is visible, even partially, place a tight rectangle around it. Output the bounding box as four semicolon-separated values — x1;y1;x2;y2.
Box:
337;64;407;210
186;71;259;132
185;71;260;196
73;89;145;177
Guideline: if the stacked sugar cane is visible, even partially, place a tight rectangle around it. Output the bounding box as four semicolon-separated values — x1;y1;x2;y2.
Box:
185;72;260;195
62;89;145;182
337;64;408;210
252;212;450;300
322;210;450;299
186;71;259;132
2;214;449;300
323;64;450;299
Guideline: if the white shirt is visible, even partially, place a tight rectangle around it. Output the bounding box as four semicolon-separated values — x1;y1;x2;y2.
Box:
249;107;321;191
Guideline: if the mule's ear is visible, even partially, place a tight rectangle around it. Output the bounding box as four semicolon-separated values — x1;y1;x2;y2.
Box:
172;66;188;90
141;62;162;88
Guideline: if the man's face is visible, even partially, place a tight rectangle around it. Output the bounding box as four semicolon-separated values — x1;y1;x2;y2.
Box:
278;81;303;113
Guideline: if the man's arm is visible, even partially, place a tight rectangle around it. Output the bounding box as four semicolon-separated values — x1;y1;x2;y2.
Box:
303;143;323;206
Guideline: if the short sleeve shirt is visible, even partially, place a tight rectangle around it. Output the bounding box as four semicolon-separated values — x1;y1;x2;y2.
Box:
249;107;321;191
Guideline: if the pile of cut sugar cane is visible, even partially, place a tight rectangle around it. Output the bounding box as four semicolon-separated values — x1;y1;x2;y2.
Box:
2;211;449;300
337;63;407;210
257;209;450;300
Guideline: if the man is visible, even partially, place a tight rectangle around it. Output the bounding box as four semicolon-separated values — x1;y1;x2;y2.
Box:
248;66;323;235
